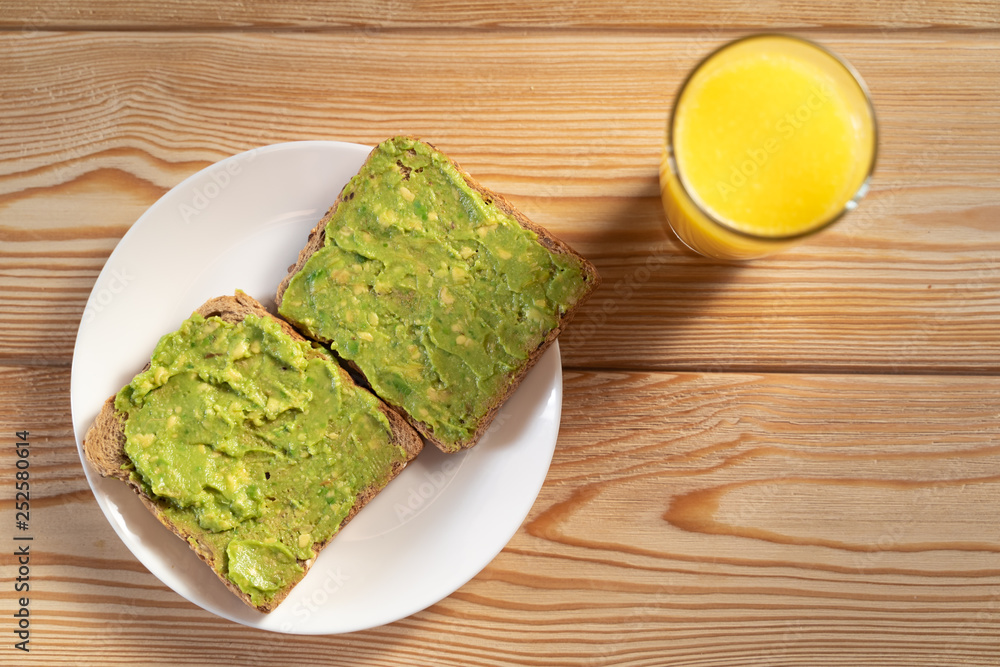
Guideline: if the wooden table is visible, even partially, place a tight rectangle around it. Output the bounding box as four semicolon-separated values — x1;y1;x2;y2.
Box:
3;2;1000;665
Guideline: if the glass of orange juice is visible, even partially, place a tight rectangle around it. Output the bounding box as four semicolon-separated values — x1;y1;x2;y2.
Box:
660;34;877;260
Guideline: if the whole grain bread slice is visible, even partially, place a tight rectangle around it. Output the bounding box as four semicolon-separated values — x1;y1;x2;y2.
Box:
82;291;423;613
276;137;601;453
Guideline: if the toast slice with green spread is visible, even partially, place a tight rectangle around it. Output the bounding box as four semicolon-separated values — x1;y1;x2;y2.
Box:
83;291;423;613
276;137;600;453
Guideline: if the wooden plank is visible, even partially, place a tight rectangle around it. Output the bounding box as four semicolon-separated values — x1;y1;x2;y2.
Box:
1;31;998;372
4;365;1000;665
0;0;997;30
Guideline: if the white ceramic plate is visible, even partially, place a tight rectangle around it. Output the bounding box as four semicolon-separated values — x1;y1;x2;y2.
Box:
70;141;561;634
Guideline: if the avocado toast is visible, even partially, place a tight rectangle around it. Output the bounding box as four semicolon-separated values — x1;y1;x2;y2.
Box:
277;137;600;453
83;291;423;613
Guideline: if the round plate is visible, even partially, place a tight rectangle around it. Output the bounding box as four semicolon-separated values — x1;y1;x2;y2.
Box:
70;141;561;634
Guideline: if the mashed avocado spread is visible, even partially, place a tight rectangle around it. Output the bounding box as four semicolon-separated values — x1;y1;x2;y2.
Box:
279;137;592;450
114;308;404;607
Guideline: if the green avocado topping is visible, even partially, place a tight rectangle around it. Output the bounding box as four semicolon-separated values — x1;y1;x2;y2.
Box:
114;308;405;607
279;137;592;450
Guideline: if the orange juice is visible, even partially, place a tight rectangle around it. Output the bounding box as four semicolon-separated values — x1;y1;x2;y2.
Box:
660;35;877;260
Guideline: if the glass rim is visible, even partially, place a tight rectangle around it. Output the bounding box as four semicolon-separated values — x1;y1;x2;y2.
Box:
667;32;879;243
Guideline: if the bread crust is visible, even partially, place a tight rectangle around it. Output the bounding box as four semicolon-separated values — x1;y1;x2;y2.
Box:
276;137;601;452
82;292;422;613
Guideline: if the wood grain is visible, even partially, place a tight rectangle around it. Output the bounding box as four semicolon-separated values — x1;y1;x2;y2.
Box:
3;366;1000;665
3;13;1000;665
0;0;997;30
1;30;999;372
